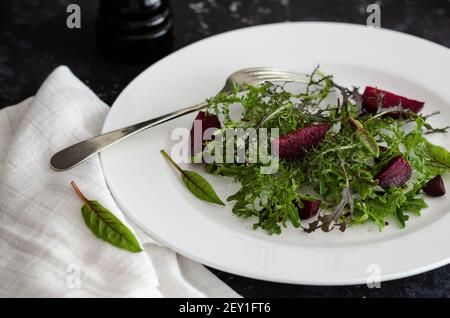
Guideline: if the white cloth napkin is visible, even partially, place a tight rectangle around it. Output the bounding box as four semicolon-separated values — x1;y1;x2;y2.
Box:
0;66;239;298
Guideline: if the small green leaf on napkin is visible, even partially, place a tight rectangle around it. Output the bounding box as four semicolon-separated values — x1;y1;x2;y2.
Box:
71;181;142;253
160;150;225;206
349;117;380;157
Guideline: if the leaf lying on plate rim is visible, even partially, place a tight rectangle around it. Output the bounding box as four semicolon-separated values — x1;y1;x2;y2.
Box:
349;117;379;157
71;181;142;253
160;150;225;206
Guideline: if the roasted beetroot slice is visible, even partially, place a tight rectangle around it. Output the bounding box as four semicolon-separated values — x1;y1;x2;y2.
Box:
297;199;321;220
379;146;389;153
375;156;413;189
273;123;330;161
190;111;221;156
362;86;424;115
423;175;446;197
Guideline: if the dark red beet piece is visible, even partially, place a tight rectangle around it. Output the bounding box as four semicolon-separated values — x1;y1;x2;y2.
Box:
273;123;330;161
376;156;413;189
297;199;321;220
379;146;389;153
190;111;221;156
362;86;424;115
423;175;446;197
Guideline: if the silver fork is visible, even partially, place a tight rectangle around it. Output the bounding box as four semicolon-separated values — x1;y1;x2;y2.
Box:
50;67;308;171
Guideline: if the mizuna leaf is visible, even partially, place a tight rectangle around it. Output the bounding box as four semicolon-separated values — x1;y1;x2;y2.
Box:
286;201;300;228
349;117;379;157
394;209;409;228
161;150;225;206
71;181;142;253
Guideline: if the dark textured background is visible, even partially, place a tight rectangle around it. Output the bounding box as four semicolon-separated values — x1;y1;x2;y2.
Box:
0;0;449;297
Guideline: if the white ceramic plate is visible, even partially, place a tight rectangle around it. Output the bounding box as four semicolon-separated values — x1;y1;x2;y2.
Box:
101;22;450;285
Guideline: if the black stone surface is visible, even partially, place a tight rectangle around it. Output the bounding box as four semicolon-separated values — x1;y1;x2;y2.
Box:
0;0;449;297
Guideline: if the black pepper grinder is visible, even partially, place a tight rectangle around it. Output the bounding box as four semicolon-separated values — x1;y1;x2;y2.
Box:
0;0;11;27
97;0;174;62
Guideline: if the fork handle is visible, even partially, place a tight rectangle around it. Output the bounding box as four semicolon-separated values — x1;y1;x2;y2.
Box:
50;101;209;171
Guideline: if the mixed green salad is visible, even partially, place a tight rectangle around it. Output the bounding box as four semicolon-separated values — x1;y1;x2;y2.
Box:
171;68;450;235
